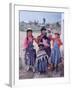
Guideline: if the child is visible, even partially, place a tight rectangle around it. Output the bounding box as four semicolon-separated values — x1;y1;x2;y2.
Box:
24;29;36;72
36;42;49;74
51;32;62;72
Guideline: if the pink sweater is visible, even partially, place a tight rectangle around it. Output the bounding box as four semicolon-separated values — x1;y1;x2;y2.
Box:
23;37;33;48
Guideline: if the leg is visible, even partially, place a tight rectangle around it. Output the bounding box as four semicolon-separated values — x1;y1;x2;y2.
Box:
55;64;58;72
52;64;55;71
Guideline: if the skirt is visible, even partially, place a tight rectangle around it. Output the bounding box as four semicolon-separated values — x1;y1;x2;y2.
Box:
25;48;36;66
36;50;48;73
51;47;61;65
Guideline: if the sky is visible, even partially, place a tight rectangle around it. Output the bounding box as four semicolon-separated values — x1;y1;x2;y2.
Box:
19;10;63;24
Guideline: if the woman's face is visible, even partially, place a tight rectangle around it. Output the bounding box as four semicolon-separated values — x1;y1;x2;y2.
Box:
27;31;32;37
41;30;46;36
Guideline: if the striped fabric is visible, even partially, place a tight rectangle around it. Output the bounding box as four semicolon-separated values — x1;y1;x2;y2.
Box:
36;50;49;73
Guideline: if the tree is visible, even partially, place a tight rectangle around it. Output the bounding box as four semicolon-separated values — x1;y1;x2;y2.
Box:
43;18;46;24
56;22;61;27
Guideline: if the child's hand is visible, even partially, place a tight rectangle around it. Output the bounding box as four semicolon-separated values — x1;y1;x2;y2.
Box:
43;39;50;47
33;37;38;43
33;37;36;40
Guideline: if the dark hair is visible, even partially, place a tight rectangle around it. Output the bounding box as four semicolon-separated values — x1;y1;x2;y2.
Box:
26;29;33;40
40;26;46;32
38;43;44;47
27;29;32;33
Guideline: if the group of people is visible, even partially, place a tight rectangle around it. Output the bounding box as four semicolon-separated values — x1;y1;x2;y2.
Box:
23;26;63;74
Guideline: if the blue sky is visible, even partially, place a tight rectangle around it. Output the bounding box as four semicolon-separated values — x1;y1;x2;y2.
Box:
19;10;63;24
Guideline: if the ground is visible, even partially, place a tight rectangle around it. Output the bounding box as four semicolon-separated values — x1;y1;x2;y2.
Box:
19;63;64;79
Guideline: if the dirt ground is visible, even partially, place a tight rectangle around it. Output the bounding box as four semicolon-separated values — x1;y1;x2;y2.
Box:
19;63;64;79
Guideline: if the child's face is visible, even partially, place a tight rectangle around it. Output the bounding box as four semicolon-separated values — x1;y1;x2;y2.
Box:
39;46;42;50
27;31;32;37
55;34;58;38
39;46;44;50
47;32;51;36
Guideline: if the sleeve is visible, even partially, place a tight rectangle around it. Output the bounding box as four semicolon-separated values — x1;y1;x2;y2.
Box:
23;37;28;49
59;39;63;47
36;36;40;44
48;35;52;41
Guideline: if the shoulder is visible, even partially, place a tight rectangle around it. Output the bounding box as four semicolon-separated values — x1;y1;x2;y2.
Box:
57;38;61;42
24;37;27;41
37;35;41;38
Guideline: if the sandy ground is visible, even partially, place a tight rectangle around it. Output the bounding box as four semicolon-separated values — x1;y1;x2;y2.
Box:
19;64;64;79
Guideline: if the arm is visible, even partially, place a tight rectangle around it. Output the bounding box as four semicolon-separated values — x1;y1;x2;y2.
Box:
34;36;41;44
23;37;28;49
33;37;38;44
59;39;63;47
